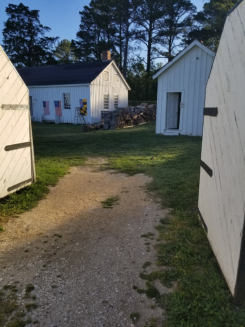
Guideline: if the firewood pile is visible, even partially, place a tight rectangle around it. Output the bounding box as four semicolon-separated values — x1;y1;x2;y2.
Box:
88;103;156;130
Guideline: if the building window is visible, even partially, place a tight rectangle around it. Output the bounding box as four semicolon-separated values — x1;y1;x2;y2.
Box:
104;94;109;110
63;93;71;109
114;74;119;83
114;95;118;109
103;71;109;81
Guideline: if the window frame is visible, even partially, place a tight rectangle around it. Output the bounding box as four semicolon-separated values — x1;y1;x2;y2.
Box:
114;73;119;83
103;71;110;82
63;93;71;109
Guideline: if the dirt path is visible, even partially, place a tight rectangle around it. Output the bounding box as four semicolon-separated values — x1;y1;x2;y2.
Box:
0;158;168;327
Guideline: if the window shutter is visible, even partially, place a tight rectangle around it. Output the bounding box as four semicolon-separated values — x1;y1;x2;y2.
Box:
114;95;118;109
103;71;109;81
104;94;109;110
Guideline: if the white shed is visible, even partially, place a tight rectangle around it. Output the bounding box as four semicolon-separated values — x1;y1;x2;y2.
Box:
18;55;130;125
0;46;35;199
198;0;245;304
153;40;215;136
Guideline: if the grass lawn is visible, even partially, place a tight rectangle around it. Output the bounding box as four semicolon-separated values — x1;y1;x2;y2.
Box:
0;122;245;326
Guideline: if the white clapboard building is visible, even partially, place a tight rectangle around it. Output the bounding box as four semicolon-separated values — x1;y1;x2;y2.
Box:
153;40;215;136
0;46;35;199
198;0;245;304
18;51;130;124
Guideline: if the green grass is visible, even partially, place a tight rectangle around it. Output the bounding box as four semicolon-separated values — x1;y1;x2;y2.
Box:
101;196;119;208
0;122;245;326
130;312;141;323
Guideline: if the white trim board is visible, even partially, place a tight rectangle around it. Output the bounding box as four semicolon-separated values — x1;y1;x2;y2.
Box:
153;40;215;80
94;61;131;90
28;84;90;88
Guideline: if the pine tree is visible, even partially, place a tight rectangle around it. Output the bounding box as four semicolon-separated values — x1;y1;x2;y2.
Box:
186;0;239;51
3;3;58;67
72;0;118;62
157;0;196;61
134;0;165;74
54;39;77;64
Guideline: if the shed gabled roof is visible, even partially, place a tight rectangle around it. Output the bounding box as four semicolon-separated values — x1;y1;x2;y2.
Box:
17;60;126;87
153;40;215;80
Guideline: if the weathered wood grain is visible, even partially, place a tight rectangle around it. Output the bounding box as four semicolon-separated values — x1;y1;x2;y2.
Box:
198;0;245;303
0;46;35;199
154;40;215;136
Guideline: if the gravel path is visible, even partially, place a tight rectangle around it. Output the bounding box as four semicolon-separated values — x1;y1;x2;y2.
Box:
0;158;168;327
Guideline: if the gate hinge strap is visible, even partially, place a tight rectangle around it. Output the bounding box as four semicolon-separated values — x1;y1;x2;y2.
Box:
5;142;31;151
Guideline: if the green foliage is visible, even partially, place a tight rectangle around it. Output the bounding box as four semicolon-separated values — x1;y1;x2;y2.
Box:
130;312;140;323
134;0;196;70
144;317;158;327
101;196;119;208
127;58;159;101
25;303;37;312
142;261;151;269
72;0;118;62
0;286;24;327
156;0;196;60
1;122;245;325
3;3;58;67
187;0;239;51
54;39;77;64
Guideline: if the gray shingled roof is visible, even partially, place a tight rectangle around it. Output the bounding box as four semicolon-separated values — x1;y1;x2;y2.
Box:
17;61;111;86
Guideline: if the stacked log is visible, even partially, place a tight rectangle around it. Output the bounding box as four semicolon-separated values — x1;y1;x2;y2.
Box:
98;103;156;130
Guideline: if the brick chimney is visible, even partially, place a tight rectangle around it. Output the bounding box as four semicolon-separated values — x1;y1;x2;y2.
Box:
101;50;111;61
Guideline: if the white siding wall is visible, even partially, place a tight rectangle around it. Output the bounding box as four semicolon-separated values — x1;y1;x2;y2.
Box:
90;62;128;124
198;1;245;299
30;85;91;124
156;45;214;136
0;46;35;199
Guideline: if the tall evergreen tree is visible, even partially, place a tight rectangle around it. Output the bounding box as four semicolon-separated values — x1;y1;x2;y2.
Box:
186;0;239;51
3;3;58;67
134;0;165;74
72;0;118;62
115;0;139;77
54;39;77;64
157;0;196;61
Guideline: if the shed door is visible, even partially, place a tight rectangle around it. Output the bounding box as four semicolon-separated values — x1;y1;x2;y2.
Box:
0;108;34;198
166;93;180;129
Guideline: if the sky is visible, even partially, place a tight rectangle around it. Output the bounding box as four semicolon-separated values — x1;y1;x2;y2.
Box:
0;0;206;46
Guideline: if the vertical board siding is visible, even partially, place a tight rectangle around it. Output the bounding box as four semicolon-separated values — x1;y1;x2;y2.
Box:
30;85;91;124
0;46;35;199
29;62;129;125
156;45;214;136
90;62;128;124
198;0;245;298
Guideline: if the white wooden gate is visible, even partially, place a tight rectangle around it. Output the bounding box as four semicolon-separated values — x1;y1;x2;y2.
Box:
198;0;245;304
0;46;35;199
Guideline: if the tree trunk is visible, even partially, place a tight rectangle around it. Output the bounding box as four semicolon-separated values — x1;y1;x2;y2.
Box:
123;26;129;78
146;23;153;74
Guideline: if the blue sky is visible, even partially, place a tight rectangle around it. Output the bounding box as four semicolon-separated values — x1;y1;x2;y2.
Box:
0;0;206;45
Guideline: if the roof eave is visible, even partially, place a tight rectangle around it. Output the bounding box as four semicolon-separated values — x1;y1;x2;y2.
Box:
111;61;131;90
153;40;215;80
91;60;131;90
28;83;90;88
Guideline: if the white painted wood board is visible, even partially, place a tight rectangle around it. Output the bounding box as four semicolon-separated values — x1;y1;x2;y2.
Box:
155;41;214;136
28;61;129;125
198;0;245;303
0;46;35;199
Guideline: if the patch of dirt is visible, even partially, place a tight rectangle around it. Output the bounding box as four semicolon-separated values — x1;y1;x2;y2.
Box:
0;158;169;327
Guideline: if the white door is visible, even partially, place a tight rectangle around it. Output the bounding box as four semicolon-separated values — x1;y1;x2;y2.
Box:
166;93;179;129
0;107;34;198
